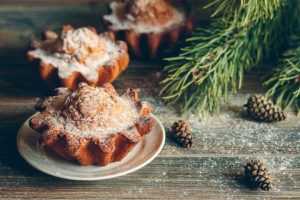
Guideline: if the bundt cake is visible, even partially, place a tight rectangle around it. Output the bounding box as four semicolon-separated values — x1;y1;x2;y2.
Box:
27;25;129;90
29;82;154;166
103;0;193;58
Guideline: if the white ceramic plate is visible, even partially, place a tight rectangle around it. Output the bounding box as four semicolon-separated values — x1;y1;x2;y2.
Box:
17;113;165;181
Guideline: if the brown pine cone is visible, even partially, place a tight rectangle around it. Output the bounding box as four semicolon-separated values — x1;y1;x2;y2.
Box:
170;120;192;148
244;160;272;191
244;95;286;122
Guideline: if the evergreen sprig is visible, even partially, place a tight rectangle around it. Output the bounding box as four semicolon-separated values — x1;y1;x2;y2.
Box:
160;0;295;115
265;35;300;113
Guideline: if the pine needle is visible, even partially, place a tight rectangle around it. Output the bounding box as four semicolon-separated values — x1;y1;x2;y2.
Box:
160;0;297;115
264;34;300;113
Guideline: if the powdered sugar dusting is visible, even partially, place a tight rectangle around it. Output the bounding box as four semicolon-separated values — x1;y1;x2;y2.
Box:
134;83;299;195
103;1;185;33
58;97;139;138
28;27;121;81
144;92;300;155
61;27;107;62
41;83;140;138
187;111;300;155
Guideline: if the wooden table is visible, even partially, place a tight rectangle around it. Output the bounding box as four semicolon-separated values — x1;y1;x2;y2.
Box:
0;1;299;199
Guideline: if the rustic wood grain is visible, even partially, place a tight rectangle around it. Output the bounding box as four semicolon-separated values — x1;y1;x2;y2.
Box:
0;1;299;199
0;153;299;199
0;66;299;156
0;119;299;200
0;64;299;199
0;0;111;5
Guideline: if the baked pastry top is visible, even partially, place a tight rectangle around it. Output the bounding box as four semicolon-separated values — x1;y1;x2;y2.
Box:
103;0;185;33
30;83;154;165
28;26;127;82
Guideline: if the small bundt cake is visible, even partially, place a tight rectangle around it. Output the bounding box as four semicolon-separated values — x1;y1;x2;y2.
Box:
103;0;193;58
30;83;154;166
27;25;129;90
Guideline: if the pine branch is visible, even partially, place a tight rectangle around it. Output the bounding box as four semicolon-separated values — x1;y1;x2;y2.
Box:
160;0;296;115
264;35;300;113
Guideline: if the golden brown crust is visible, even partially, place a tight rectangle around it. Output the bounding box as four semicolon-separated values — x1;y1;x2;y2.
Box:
29;83;154;166
32;117;154;166
118;18;193;58
28;47;129;90
27;26;130;90
103;0;194;58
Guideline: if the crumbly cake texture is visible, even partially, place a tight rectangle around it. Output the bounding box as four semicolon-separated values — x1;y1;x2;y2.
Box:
30;83;154;166
103;0;185;34
27;25;129;89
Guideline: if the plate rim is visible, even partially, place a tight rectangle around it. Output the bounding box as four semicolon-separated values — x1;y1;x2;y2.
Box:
16;113;165;181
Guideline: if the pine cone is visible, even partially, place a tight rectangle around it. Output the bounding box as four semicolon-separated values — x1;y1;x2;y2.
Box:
244;95;286;122
170;120;192;148
244;160;272;191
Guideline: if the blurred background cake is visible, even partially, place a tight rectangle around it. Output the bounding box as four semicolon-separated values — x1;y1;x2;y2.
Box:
103;0;193;59
28;25;129;90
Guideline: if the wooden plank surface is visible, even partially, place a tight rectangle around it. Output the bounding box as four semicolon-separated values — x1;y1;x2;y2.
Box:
0;65;299;199
0;1;299;199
